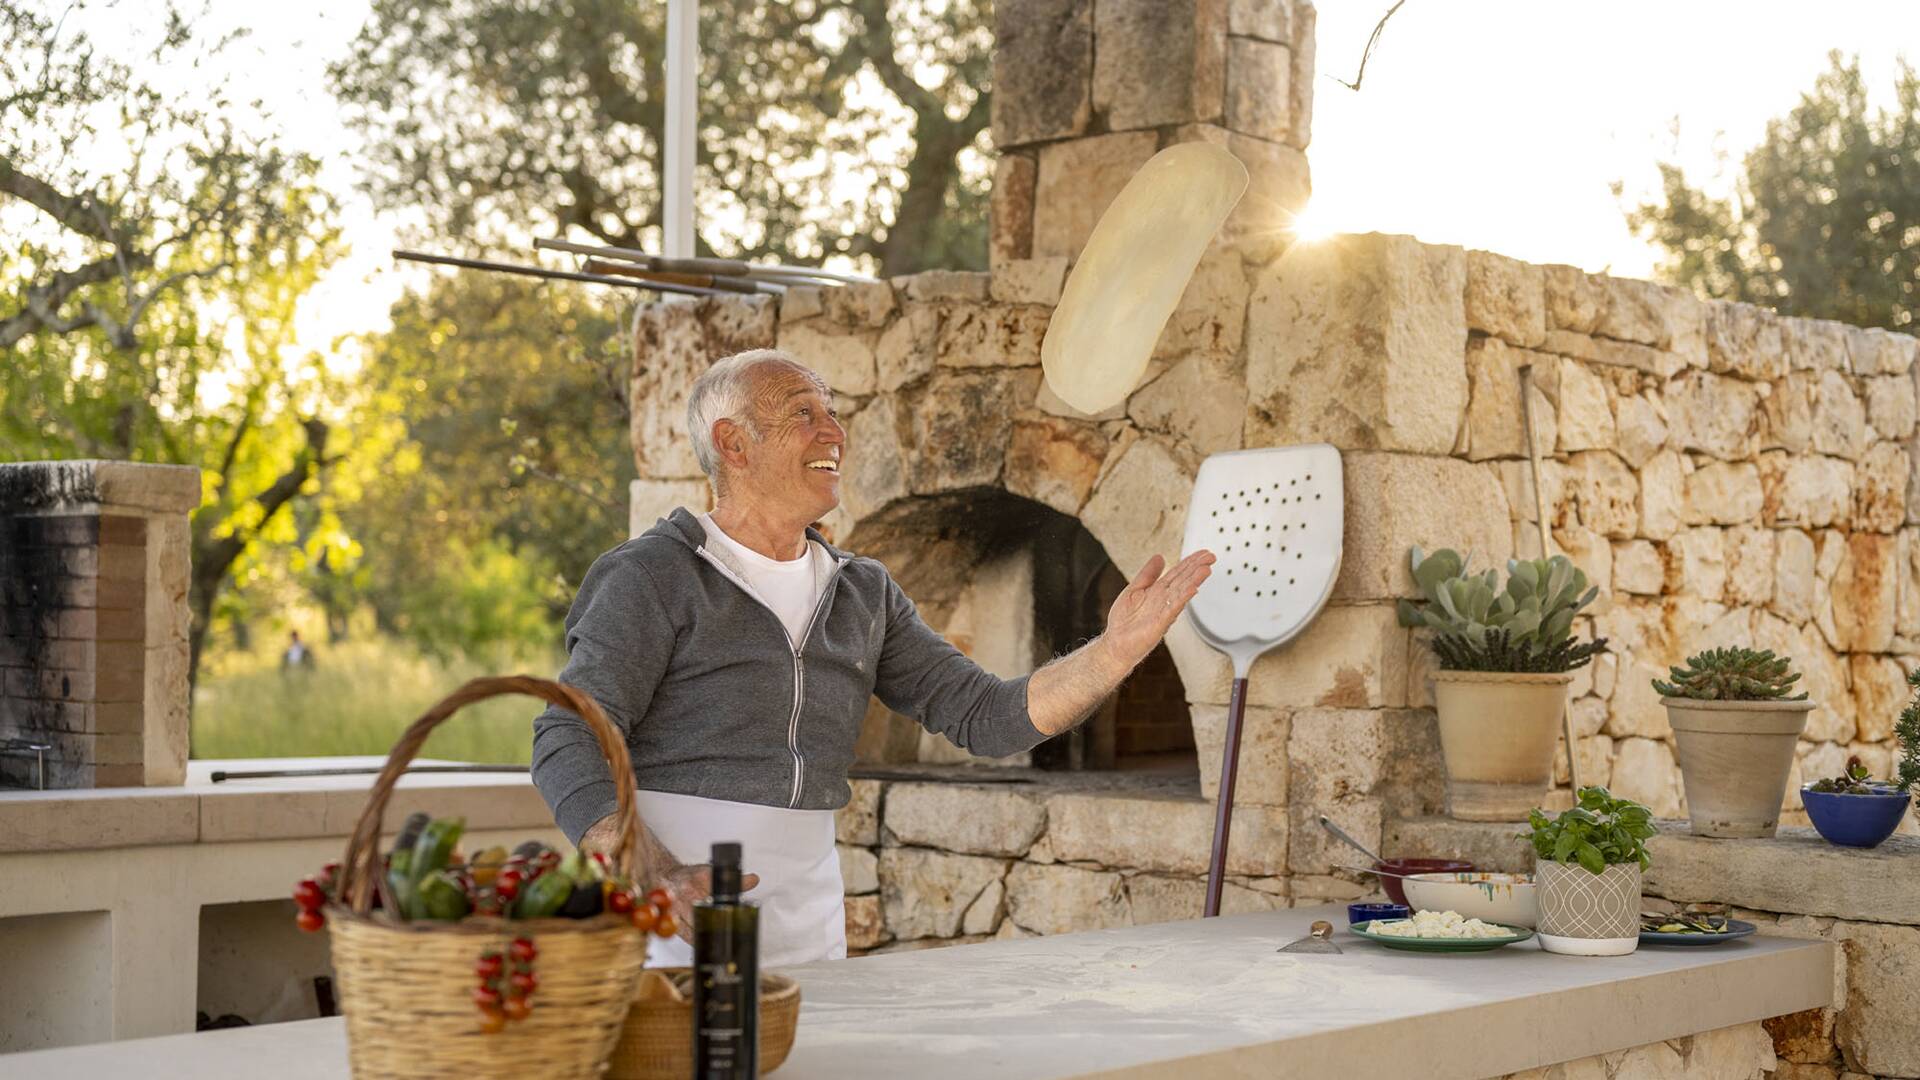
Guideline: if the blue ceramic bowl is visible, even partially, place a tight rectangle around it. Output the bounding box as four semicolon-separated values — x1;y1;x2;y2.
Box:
1802;785;1911;849
1348;902;1411;925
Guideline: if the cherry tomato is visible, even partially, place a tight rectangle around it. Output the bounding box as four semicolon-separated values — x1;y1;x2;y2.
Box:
494;880;519;902
646;888;672;910
498;867;524;885
295;910;325;933
509;971;538;995
591;851;610;868
509;937;537;963
502;996;532;1022
629;905;657;933
608;890;635;915
473;986;502;1008
475;953;503;980
293;878;326;910
653;912;678;939
478;1007;507;1034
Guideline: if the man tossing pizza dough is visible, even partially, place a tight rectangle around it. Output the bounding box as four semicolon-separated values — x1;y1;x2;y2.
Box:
529;349;1215;966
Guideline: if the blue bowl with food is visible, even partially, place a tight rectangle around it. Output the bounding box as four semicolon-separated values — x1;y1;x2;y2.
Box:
1348;902;1411;926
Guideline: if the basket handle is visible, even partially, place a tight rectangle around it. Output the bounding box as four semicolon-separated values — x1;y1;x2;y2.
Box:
336;675;639;915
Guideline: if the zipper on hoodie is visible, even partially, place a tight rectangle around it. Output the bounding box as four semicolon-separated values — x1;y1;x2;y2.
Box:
694;546;847;809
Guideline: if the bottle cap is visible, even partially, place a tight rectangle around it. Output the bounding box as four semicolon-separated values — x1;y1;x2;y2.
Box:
710;841;743;900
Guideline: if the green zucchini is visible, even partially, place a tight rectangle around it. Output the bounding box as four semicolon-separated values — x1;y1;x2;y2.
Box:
418;870;472;921
512;868;574;919
408;817;466;885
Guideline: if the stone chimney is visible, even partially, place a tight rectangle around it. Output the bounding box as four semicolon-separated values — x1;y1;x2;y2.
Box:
0;461;199;788
990;0;1314;268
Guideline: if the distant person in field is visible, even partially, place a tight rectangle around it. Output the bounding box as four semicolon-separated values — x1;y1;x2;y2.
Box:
281;630;313;673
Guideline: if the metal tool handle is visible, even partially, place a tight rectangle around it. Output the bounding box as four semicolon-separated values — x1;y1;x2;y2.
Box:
1203;676;1249;917
1317;814;1385;865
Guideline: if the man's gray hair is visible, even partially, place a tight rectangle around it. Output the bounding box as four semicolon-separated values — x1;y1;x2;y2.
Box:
685;348;799;478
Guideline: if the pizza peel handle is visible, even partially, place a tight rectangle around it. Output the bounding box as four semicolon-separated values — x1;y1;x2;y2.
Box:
1041;143;1248;415
1181;447;1344;915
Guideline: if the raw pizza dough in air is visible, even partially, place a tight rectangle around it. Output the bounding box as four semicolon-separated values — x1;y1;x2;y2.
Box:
1041;143;1249;415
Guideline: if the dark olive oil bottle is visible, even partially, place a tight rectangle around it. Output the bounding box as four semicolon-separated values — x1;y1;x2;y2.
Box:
693;841;759;1079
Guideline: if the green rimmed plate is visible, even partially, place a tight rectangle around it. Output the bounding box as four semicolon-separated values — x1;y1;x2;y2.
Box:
1346;920;1536;953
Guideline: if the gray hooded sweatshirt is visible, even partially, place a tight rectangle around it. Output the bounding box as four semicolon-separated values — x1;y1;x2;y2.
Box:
530;507;1045;842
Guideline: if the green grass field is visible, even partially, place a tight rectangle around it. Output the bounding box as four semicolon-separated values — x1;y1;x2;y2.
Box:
191;639;563;763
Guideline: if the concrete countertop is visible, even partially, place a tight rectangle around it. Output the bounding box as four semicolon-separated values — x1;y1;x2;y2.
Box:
4;905;1833;1079
0;758;549;853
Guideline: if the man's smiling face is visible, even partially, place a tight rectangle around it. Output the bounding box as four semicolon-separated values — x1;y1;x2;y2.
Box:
742;360;845;521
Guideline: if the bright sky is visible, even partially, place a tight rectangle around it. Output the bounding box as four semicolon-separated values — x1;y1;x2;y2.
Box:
46;0;1917;355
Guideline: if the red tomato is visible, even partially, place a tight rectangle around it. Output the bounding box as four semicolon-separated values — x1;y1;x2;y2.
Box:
509;971;538;995
292;879;325;911
295;910;325;933
508;937;537;963
502;996;532;1022
608;890;635;915
653;912;678;939
646;888;672;910
475;953;503;980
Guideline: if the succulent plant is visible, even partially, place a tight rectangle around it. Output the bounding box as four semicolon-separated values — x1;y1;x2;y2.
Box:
1806;755;1879;795
1396;547;1607;673
1651;647;1808;701
1896;669;1920;794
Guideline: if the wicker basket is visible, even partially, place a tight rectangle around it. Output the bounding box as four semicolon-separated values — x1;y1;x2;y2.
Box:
609;969;802;1079
325;676;649;1080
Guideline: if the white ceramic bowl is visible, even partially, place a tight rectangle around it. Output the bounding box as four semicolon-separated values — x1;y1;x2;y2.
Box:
1401;871;1539;929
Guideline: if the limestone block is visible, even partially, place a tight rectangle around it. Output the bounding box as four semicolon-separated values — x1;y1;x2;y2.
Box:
901;272;992;304
1571;698;1610;740
1564;450;1639;539
1553;358;1615;452
1666;370;1760;460
1723;526;1775;607
1541;329;1684;379
1172;126;1311;261
1760;452;1854;529
1555;732;1614;790
991;0;1093;148
1639;450;1686;541
839;845;880;894
1704;300;1787;380
1854;441;1909;532
1606;659;1672;740
1764;1007;1841;1066
837;779;882;845
1245;234;1467;455
1900;529;1920;637
1594;277;1676;348
1463;338;1555;461
1286;1;1314;149
1189;703;1287;804
1833;921;1920;1076
1832;532;1897;652
1542;265;1607;334
1094;0;1227;131
1790;623;1856;745
1683;462;1763;526
1681;1023;1780;1080
1044;791;1287;876
1004;416;1108;517
697;294;779;356
961;879;1005;935
845;894;888;950
876;303;939;392
1865;374;1917;440
1773;528;1817;624
1228;0;1290;42
1760;371;1816;454
1782;317;1850;371
990;153;1038;267
1189;602;1411;711
1291;707;1444;826
936;303;1050;369
1464;250;1548;348
1615;392;1670;468
1609;736;1684;818
1614;539;1664;595
1850;740;1893;782
840;398;909;522
1004;862;1131;936
1846;325;1918;376
777;321;877;395
1290;796;1382;876
1849;655;1904;744
1592;651;1618;700
878;847;1008;940
824;282;896;328
781;287;825;323
1079;435;1193;579
629;478;710;538
882;783;1047;857
1126;874;1283;925
1555;526;1612;613
1668;293;1711;370
990;257;1068;307
1152;245;1251;361
630;301;709;478
1665;527;1728;602
1225;37;1290;141
1331;451;1511;600
1811;370;1870;460
1032;131;1160;260
1289;874;1374;902
1126;355;1246;457
907;369;1035;494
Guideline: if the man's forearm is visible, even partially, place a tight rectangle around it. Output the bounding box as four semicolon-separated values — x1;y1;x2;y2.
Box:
1026;635;1135;737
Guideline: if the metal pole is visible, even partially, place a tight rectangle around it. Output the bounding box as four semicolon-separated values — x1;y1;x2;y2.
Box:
390;249;721;296
1519;364;1584;794
664;0;698;261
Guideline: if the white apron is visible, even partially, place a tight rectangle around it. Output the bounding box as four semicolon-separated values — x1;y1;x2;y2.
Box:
633;787;847;969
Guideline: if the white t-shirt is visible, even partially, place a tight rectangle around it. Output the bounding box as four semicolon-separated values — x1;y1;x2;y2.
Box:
634;515;845;969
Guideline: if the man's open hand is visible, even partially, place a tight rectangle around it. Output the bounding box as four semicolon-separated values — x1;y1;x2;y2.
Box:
1100;550;1215;673
658;863;761;944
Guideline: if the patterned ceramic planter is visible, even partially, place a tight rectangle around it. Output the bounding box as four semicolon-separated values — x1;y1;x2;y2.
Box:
1534;859;1641;956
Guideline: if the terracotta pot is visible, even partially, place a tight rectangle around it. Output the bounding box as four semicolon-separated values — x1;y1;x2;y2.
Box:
1664;698;1814;839
1535;859;1642;956
1431;670;1572;821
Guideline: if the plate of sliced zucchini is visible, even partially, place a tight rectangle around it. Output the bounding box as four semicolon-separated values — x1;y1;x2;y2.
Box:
1639;908;1757;945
